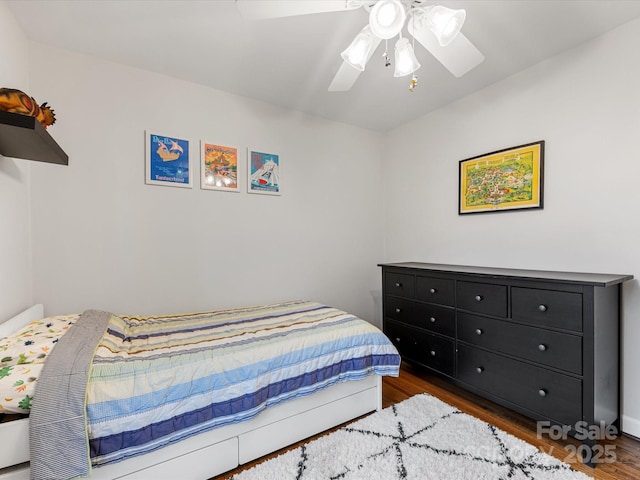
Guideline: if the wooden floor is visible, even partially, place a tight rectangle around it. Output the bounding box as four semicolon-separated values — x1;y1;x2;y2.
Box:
213;363;640;479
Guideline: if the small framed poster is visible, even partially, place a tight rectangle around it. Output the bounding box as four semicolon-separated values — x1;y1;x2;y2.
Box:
145;131;192;188
201;142;239;192
248;149;280;195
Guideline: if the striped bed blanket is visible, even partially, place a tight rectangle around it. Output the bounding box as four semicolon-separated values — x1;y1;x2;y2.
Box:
29;301;400;480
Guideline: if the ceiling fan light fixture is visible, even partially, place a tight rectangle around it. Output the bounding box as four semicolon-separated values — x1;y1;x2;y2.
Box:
423;5;466;47
341;25;375;71
393;37;421;77
369;0;406;40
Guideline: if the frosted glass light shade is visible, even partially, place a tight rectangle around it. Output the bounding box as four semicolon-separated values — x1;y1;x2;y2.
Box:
394;37;421;77
341;25;375;71
424;5;466;46
369;0;406;40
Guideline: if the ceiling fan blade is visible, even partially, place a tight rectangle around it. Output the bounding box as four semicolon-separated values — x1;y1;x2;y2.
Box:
328;35;382;91
236;0;363;20
408;22;484;78
328;62;363;92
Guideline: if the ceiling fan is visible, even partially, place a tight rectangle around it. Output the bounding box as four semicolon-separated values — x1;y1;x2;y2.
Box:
235;0;484;92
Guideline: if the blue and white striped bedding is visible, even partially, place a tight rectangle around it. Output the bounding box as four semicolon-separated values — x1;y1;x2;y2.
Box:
30;300;400;479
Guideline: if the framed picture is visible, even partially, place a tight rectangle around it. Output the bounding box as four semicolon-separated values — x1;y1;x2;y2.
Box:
248;149;280;195
201;142;239;192
145;131;192;188
458;140;544;214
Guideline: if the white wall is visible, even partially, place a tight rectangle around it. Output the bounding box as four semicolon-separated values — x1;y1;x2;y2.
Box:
0;1;33;322
382;18;640;436
6;0;639;439
27;43;384;324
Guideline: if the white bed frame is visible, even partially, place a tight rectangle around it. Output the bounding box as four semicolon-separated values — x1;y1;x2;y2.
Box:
0;305;382;480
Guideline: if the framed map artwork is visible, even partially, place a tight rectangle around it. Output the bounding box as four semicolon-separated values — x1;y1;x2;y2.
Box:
458;141;544;214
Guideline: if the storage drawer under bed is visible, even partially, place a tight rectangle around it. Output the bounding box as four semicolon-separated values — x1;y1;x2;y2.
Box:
0;417;29;470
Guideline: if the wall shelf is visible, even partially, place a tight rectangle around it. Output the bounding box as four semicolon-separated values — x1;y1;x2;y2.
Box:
0;110;68;165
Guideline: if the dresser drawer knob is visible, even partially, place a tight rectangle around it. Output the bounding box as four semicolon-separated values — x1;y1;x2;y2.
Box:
476;366;484;373
475;328;483;335
430;350;436;357
430;317;437;323
538;389;547;397
395;282;402;288
395;337;401;343
429;288;437;294
395;308;401;313
538;304;547;312
538;344;547;352
475;295;483;302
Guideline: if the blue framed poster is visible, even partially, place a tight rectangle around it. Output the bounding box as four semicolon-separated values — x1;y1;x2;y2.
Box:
248;149;280;195
145;131;192;188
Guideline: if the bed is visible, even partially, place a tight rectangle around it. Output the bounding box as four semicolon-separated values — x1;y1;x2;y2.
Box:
0;301;400;480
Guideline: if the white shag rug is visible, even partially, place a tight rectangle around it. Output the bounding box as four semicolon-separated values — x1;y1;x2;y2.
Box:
230;393;591;480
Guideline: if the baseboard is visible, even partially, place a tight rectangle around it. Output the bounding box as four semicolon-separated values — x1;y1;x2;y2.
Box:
622;414;640;438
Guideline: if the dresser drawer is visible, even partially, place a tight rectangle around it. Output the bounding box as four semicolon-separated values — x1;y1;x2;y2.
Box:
457;345;582;426
385;319;418;359
457;313;582;375
414;303;455;337
512;287;582;332
457;281;507;317
386;320;454;376
384;296;413;324
385;272;415;299
385;297;454;337
416;276;455;306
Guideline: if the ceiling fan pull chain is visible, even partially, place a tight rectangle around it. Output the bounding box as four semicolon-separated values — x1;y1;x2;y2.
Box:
409;13;417;92
383;39;391;67
408;74;418;92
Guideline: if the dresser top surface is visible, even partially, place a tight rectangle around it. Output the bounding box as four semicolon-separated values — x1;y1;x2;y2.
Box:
378;262;633;287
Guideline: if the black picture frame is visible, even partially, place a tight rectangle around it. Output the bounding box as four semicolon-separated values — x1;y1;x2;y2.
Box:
458;140;545;215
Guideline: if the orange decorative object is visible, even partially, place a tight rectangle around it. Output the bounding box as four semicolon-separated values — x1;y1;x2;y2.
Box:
0;88;56;129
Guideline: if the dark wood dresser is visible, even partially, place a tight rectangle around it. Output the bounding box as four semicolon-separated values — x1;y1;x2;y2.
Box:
379;262;632;447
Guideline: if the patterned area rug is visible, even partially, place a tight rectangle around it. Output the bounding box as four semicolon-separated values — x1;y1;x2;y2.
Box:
230;393;590;480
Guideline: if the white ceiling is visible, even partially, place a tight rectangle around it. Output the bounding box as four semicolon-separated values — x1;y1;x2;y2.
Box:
7;0;640;132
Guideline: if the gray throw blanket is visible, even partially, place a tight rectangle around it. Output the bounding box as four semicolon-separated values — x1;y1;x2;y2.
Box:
29;310;113;480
